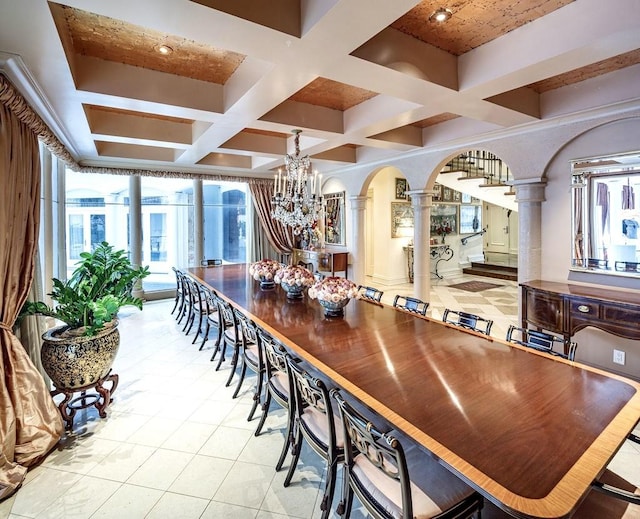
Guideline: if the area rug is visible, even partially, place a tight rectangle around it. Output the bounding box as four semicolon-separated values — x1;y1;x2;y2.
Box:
448;281;503;292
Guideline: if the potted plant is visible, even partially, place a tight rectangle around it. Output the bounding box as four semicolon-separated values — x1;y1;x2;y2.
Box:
21;242;150;390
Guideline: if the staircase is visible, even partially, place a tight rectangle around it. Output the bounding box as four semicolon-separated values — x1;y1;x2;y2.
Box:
463;261;518;281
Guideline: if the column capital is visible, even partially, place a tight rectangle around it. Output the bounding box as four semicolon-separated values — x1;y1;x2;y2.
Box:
406;189;436;208
512;179;547;203
348;195;367;210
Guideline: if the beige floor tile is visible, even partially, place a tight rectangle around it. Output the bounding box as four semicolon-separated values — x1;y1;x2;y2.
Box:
161;420;217;453
198;425;253;460
201;500;258;519
42;436;120;475
127;449;194;490
188;398;237;425
90;483;163;519
169;454;234;499
125;416;184;447
213;461;275;508
261;467;323;518
145;492;209;519
88;443;156;482
34;475;121;519
10;468;82;517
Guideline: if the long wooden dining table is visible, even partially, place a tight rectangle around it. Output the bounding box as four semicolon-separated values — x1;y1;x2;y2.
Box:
188;264;640;519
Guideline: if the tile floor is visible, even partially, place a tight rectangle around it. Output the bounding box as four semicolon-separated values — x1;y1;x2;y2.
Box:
1;273;638;519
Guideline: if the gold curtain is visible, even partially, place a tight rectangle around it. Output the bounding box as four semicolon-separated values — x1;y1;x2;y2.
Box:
248;181;296;255
0;97;63;501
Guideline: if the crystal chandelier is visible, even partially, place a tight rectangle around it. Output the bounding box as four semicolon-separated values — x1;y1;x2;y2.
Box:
271;129;323;235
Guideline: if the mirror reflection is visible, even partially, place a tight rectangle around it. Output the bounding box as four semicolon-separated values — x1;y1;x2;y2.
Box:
572;152;640;275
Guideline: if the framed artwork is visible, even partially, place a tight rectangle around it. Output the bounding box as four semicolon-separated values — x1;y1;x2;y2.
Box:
324;192;345;245
430;204;457;236
432;183;443;202
459;204;482;234
453;190;461;203
471;196;481;204
391;202;414;238
461;193;472;204
395;178;408;200
442;186;452;202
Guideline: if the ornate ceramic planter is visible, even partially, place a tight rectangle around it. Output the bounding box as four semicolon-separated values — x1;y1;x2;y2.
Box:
41;321;120;390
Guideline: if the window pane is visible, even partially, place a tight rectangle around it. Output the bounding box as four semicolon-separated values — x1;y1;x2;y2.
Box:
203;181;248;263
65;170;129;278
140;177;194;292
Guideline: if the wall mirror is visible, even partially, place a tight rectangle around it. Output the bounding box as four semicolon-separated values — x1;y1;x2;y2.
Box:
324;192;345;245
571;152;640;276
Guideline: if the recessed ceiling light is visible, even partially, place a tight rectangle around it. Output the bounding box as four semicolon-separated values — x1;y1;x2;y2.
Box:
429;7;452;23
155;44;173;55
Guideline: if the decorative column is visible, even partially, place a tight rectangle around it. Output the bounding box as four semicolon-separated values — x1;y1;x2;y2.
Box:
349;196;367;285
513;180;547;283
194;179;203;264
408;190;433;302
129;175;143;298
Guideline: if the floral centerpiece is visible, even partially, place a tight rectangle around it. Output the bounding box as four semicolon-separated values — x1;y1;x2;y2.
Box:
308;276;359;317
249;259;282;289
274;265;315;299
434;220;453;243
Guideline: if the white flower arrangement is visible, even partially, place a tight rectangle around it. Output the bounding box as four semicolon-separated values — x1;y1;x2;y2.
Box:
249;259;282;281
308;276;358;303
274;265;315;288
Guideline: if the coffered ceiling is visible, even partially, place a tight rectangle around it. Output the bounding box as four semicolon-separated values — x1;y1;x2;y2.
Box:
0;0;639;177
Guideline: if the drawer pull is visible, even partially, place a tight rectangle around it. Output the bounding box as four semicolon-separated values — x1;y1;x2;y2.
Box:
577;305;590;313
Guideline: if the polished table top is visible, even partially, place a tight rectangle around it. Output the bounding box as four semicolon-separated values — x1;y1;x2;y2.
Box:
188;264;640;518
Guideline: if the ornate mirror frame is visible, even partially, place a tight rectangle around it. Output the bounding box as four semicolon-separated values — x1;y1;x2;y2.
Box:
571;151;640;277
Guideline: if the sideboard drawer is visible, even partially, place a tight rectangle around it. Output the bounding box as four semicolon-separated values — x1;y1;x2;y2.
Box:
523;288;564;333
569;299;600;318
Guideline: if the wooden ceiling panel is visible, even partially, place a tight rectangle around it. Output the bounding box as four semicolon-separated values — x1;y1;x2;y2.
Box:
290;77;378;111
49;2;245;84
391;0;574;56
529;49;640;93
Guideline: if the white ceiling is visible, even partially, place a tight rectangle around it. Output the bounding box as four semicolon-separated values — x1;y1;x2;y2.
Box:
1;0;639;179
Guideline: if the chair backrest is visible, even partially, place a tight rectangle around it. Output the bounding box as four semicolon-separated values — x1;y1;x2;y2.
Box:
393;295;429;316
257;329;290;380
506;325;577;361
217;297;238;331
332;389;413;519
287;357;338;451
588;258;609;269
201;258;223;266
615;260;640;273
357;285;384;303
233;306;259;347
297;260;314;272
442;308;493;335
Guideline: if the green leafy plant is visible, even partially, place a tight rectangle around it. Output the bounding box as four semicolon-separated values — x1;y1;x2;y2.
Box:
21;242;150;336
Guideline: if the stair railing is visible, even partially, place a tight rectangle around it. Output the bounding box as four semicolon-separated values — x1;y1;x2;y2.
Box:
460;228;487;245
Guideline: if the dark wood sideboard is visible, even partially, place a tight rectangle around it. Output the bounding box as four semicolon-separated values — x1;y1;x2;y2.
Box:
292;248;348;277
520;280;640;341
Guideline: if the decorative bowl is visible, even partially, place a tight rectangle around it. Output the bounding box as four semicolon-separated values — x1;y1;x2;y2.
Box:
274;265;315;300
308;276;358;318
249;259;282;289
318;297;350;317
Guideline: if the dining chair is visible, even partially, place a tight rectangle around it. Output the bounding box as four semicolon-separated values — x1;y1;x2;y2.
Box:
357;285;384;304
285;357;344;519
201;258;223;266
587;258;609;269
442;308;493;336
182;278;211;342
176;271;193;326
170;267;185;316
214;298;245;387
393;295;429;316
198;286;222;352
231;307;264;419
254;330;296;471
331;389;484;519
615;260;640;273
506;324;578;361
